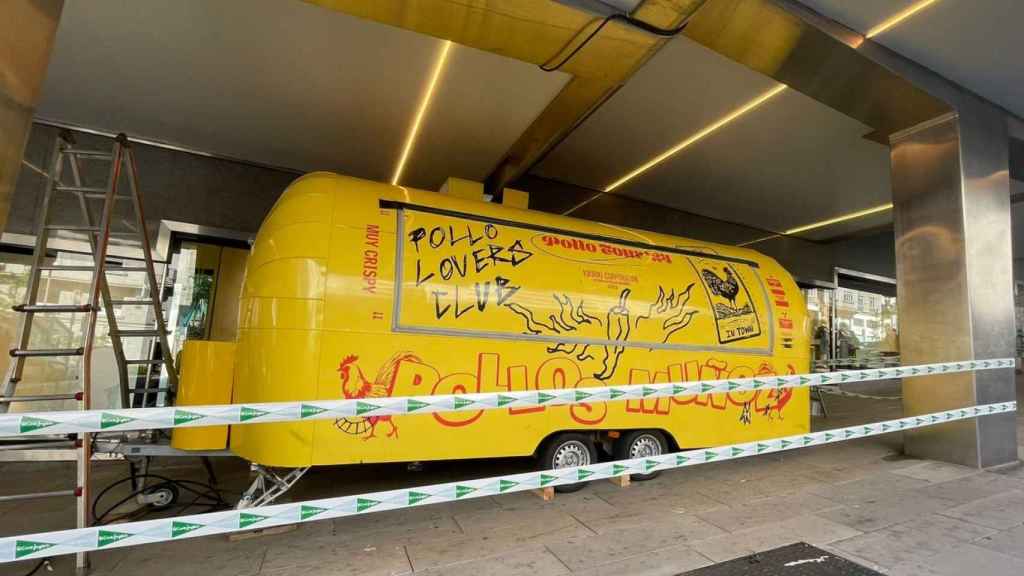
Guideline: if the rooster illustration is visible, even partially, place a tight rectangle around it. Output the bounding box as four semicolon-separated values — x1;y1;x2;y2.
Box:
701;267;740;308
334;352;423;440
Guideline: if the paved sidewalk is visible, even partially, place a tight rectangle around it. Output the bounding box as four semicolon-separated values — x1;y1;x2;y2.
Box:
1;380;1023;576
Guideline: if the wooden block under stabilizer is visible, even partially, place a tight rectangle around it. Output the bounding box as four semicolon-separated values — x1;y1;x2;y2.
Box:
608;474;631;488
533;487;555;501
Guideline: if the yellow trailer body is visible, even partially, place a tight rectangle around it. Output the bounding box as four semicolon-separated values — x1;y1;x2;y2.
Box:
230;173;810;467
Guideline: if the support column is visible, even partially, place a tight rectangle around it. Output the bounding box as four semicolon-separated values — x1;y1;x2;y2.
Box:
892;107;1018;468
0;0;63;233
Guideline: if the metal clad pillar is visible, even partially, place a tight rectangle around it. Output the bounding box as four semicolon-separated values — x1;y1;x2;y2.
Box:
892;108;1018;468
0;0;63;233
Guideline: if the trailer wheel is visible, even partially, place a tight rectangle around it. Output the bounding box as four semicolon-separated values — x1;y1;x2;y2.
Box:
614;430;668;481
541;433;598;493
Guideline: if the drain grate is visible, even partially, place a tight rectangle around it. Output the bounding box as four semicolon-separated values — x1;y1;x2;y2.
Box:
680;542;884;575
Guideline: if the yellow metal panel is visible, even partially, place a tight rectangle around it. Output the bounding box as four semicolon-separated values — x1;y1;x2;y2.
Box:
233;173;809;467
501;188;529;210
171;341;235;450
438;177;484;202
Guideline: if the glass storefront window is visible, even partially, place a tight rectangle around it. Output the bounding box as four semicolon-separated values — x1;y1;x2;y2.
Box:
0;250;163;412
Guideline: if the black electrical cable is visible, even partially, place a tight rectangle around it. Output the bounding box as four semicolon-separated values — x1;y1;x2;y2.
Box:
20;558;50;576
91;473;234;526
538;0;710;72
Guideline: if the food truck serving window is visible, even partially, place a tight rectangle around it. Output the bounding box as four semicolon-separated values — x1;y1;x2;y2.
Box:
388;203;774;356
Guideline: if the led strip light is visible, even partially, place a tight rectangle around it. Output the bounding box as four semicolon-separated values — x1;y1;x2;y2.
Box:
1;399;1015;563
0;359;1013;438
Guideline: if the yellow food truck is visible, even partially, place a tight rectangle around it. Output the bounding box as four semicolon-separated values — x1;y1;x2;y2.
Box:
178;172;809;489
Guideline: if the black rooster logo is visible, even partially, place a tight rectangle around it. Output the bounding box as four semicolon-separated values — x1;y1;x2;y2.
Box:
701;268;740;308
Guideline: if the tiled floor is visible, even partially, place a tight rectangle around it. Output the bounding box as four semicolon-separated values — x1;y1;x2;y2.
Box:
1;378;1023;576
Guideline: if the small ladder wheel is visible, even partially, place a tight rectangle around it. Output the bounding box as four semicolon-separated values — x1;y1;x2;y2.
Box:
144;483;179;509
614;430;668;481
541;433;598;493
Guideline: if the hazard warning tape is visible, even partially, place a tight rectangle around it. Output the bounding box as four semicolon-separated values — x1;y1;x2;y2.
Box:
0;400;1016;563
0;359;1013;438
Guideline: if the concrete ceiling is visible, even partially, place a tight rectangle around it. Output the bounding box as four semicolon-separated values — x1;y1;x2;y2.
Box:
799;0;1024;120
532;36;893;241
36;0;568;191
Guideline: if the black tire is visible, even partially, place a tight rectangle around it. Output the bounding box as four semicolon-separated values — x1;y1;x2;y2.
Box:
540;433;598;493
614;430;668;481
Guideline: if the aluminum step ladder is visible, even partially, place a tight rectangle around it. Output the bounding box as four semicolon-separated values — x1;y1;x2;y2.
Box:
0;131;178;573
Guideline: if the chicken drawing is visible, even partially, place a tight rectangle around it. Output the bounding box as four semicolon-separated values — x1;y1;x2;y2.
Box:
334;352;422;440
701;267;740;308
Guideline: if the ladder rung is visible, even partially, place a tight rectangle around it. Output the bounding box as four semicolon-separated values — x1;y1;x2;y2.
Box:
12;303;95;313
109;299;154;306
38;265;96;272
125;359;164;365
10;348;84;358
65;149;112;160
45;225;101;232
83;193;130;200
0;392;81;403
107;266;150;272
56;185;107;193
112;329;166;337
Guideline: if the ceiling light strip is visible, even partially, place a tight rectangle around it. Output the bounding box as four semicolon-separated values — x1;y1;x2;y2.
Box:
784;203;893;235
865;0;940;38
391;40;453;186
604;84;788;192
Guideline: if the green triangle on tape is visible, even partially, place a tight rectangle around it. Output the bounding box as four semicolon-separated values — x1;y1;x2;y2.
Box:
239;406;269;422
860;372;870;379
609;388;625;399
754;379;767;388
802;436;814;445
406;398;429;412
239;512;269;529
100;412;135;429
171;521;203;538
537;392;555;403
455;485;476;498
499;479;518;492
700;383;714;393
863;426;873;434
672;385;687;395
453;397;474;409
841;373;851;381
540;474;557;486
642;386;657;397
775;378;787;386
912;368;920;374
820;375;831;383
799;377;811;384
675;455;688;465
407;491;431;505
704;450;717;461
825;433;835;441
173;409;205;426
882;424;891;431
301;505;328;520
355;401;379;416
927;367;934;373
757;443;771;453
916;418;926;425
15;541;55;559
301;404;327;418
574;390;592;402
356;498;380;512
727;381;740;391
844;430;856;438
781;439;793;448
731;447;744;457
578;469;594;481
644;459;658;472
496;395;517;407
97;530;131;548
19;416;58;434
613;463;630;475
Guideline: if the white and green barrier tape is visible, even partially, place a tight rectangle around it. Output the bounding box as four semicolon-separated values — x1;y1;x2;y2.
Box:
0;359;1013;438
1;400;1016;564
